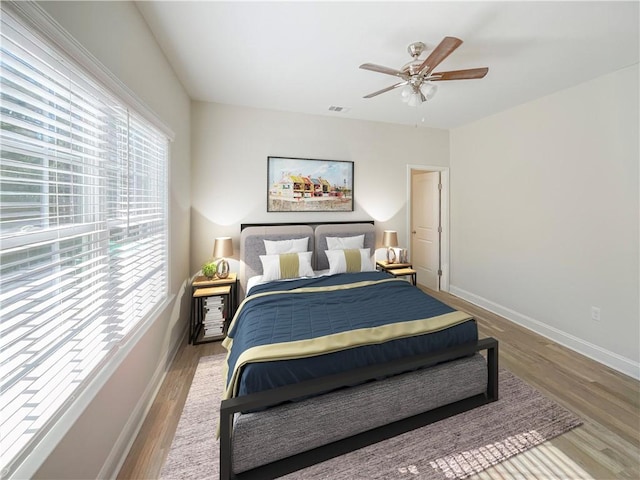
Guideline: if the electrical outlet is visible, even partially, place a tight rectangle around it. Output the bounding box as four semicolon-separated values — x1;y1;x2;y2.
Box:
591;306;601;322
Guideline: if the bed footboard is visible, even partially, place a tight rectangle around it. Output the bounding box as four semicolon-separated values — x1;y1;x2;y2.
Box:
219;337;498;480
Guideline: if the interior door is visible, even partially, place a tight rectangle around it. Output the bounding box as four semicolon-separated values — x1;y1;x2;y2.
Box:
411;171;440;290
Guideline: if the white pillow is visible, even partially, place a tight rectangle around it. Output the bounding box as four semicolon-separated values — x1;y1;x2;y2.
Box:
259;251;314;282
326;234;364;250
325;248;375;275
264;237;309;255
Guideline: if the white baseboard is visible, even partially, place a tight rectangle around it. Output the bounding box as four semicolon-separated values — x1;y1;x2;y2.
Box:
100;273;206;478
449;285;640;380
99;311;189;479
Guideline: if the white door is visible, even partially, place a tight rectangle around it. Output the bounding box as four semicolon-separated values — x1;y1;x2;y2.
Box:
411;171;440;290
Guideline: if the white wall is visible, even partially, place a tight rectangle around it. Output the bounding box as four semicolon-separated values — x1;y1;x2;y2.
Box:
30;2;191;479
450;65;639;378
190;102;449;274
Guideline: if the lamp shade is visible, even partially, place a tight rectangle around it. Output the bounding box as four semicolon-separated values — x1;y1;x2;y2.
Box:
213;237;233;258
382;230;398;248
420;82;438;101
407;93;420;107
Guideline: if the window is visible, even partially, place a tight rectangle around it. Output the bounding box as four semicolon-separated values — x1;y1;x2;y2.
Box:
0;6;169;474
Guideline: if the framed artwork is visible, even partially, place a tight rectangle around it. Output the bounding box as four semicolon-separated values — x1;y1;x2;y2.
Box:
267;156;354;212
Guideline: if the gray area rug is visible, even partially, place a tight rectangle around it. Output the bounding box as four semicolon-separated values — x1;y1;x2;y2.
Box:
160;354;581;479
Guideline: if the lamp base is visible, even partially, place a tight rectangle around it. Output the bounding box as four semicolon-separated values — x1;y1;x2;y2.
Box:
216;258;229;279
386;247;397;264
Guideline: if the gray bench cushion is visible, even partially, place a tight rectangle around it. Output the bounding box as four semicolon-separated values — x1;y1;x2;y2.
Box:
232;353;487;473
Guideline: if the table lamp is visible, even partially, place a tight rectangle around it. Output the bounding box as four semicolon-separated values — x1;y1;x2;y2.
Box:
213;237;233;279
382;230;398;264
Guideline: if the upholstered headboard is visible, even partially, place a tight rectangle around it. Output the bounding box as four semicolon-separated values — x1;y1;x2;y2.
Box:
314;223;376;271
239;225;314;297
239;222;376;298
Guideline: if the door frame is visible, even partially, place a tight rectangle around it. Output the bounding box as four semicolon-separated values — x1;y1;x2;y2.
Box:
406;165;450;292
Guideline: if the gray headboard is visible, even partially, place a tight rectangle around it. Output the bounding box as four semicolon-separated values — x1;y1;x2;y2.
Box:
314;223;376;271
239;225;314;297
239;222;376;298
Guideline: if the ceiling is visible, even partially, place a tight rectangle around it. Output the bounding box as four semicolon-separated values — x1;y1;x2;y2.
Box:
136;1;639;129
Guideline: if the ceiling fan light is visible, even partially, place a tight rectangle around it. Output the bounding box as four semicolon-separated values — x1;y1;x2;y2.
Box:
420;82;438;101
400;85;412;102
407;93;420;107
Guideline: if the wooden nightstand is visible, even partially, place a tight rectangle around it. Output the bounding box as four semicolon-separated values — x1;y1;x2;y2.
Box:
190;273;238;344
376;260;412;271
376;261;417;286
387;267;417;285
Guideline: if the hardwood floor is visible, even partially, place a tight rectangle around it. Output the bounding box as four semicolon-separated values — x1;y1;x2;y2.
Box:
427;289;640;480
117;290;639;479
117;340;225;479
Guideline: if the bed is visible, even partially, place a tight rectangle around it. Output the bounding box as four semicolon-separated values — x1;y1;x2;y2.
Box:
219;222;498;480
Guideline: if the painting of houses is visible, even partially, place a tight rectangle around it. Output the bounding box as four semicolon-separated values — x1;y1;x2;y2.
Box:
267;157;353;212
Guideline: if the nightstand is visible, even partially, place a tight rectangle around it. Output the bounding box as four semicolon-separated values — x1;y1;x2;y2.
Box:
376;261;417;286
190;273;238;344
387;267;417;286
376;260;412;271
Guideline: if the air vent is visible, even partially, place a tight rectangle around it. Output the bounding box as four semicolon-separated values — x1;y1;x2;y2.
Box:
328;105;350;113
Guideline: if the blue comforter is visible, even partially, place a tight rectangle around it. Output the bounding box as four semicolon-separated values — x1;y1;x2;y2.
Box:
225;272;477;397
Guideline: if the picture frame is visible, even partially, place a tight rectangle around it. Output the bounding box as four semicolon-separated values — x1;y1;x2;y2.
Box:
267;156;354;212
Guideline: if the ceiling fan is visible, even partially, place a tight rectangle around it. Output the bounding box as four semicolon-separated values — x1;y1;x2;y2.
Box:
360;37;488;106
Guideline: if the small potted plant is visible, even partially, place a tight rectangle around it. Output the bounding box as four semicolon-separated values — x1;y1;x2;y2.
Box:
202;260;217;279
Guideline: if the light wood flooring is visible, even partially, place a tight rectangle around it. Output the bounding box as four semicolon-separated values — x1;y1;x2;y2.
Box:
118;289;639;479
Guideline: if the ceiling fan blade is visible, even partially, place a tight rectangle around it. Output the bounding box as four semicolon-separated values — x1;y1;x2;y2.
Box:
363;81;408;99
360;63;407;79
429;67;489;81
417;36;463;77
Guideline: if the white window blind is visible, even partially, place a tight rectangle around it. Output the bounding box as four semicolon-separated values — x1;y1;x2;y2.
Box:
0;8;168;474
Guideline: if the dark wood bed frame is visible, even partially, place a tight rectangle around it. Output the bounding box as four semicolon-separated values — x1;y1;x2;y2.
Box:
220;337;498;480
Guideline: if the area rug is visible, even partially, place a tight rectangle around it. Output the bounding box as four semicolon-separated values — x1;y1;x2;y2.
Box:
159;354;582;480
